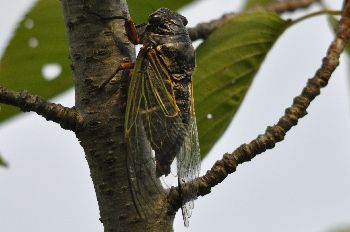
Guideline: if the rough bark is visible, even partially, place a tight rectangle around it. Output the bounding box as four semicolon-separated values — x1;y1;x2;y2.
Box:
60;1;172;231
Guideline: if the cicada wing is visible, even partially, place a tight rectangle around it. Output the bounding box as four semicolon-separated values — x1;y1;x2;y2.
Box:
144;49;201;224
177;98;201;227
124;48;190;218
125;49;143;140
124;50;161;219
143;49;189;177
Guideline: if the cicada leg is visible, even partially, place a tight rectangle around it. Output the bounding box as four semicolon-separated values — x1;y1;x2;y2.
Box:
93;16;143;91
83;8;143;44
124;18;142;45
93;62;135;91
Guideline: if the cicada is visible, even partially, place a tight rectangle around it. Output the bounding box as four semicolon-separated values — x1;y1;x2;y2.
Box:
103;8;200;226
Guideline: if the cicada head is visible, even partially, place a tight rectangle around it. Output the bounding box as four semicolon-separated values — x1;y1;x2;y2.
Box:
147;8;188;35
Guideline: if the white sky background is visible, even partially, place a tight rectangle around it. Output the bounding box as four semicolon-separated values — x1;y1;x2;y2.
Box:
0;0;349;232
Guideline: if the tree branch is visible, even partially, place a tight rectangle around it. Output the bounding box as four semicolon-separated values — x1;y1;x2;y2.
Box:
0;85;84;131
188;0;319;41
168;0;350;212
262;0;320;13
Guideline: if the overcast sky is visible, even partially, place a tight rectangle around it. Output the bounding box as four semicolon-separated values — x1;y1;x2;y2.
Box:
0;0;349;232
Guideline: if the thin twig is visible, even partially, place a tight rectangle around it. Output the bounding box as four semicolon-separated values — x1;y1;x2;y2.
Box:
188;0;320;41
168;0;350;212
290;10;341;25
263;0;320;13
0;86;84;131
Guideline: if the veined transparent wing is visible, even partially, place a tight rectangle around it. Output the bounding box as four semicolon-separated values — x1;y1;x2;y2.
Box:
124;47;200;224
177;100;201;227
125;47;188;174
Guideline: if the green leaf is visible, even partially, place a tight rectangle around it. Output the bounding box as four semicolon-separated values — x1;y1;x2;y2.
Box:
0;0;72;123
0;154;8;168
244;0;274;10
328;15;338;28
128;0;195;23
194;12;290;157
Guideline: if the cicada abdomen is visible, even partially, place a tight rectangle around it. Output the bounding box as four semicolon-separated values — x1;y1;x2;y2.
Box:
124;8;200;226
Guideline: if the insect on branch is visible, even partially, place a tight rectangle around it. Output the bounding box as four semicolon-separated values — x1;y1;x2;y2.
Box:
168;0;350;211
0;85;84;132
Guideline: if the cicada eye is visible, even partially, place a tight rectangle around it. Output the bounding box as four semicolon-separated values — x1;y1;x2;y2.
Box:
149;13;162;25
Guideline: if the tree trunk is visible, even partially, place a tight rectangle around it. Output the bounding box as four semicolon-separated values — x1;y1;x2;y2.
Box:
60;1;174;231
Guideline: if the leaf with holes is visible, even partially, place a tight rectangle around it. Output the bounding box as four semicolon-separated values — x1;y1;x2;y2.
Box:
0;0;71;123
194;12;290;157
